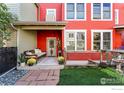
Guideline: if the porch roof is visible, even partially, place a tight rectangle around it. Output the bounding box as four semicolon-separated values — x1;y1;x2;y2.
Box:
13;21;67;30
113;24;124;30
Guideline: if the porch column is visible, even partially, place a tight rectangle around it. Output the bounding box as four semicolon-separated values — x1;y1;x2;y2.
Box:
62;29;67;62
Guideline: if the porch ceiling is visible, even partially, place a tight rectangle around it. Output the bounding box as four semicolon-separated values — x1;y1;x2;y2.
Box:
13;21;67;30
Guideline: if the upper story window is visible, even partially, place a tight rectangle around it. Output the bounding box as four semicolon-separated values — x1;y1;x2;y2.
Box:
46;9;56;21
115;9;119;24
67;3;75;19
76;3;85;19
92;3;112;20
66;3;86;20
93;3;101;19
103;3;111;19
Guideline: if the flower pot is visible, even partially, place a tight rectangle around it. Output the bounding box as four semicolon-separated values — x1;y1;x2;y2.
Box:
28;64;33;66
20;63;25;67
58;56;65;65
58;61;64;65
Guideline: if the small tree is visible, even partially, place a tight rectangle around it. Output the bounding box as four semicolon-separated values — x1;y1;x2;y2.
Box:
0;3;17;47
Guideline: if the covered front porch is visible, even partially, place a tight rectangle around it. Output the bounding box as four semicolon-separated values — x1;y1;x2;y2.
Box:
14;21;66;68
14;21;67;56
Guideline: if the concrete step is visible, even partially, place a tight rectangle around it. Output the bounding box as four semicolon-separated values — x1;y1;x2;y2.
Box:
17;65;64;70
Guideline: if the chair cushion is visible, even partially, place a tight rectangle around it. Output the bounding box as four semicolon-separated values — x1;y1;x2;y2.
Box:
35;49;42;54
26;51;33;55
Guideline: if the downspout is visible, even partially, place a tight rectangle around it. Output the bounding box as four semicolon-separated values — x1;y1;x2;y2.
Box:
35;3;40;21
11;23;17;31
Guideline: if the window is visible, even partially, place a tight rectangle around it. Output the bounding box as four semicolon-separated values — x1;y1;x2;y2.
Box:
103;3;111;19
67;3;75;19
66;3;85;20
49;40;54;48
93;32;101;50
92;30;112;50
103;32;111;49
76;3;85;19
92;3;112;20
93;3;101;19
65;30;86;51
46;9;56;21
115;9;119;24
77;32;85;50
66;32;75;51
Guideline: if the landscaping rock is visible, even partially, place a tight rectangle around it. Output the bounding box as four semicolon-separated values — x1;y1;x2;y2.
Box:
0;69;28;85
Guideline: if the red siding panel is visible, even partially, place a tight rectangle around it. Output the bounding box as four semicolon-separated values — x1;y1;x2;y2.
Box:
67;52;112;60
37;30;62;55
37;3;124;60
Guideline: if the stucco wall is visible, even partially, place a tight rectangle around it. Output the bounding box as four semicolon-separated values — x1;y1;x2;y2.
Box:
17;29;37;54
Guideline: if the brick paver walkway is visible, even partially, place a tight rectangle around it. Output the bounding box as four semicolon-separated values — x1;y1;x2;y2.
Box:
15;69;60;85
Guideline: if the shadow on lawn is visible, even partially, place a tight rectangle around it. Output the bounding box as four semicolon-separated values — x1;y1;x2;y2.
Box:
58;67;124;85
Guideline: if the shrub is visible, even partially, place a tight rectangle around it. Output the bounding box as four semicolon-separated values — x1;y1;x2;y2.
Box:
18;53;26;63
27;58;36;66
0;3;17;47
58;56;65;64
99;62;108;68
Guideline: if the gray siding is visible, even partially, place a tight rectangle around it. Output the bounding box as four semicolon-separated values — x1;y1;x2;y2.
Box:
6;3;37;21
20;3;37;21
6;3;21;19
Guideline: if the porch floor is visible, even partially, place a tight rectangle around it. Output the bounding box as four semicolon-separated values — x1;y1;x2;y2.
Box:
37;57;58;65
17;57;64;70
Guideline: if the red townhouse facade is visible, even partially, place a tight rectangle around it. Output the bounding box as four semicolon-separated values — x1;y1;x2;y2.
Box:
36;3;124;60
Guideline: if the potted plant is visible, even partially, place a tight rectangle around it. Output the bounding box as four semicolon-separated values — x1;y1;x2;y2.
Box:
18;53;26;67
58;56;65;65
27;58;36;66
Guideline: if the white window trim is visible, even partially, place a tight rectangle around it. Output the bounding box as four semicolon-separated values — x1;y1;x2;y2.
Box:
64;3;86;21
64;29;87;52
91;30;113;51
91;3;113;21
115;9;119;24
46;9;56;20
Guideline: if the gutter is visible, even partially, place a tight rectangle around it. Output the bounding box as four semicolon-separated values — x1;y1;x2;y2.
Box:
34;3;40;8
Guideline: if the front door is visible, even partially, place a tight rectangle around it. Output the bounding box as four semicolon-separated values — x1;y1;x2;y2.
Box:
47;38;56;56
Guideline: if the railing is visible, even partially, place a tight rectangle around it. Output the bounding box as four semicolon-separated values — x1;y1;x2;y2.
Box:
0;47;17;75
110;50;124;73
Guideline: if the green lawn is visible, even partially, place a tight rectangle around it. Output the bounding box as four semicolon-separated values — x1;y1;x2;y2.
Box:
58;67;124;85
